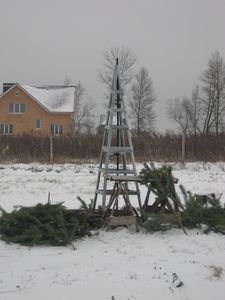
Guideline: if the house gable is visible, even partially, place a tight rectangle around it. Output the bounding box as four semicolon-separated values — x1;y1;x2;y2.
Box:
0;83;50;112
1;83;75;113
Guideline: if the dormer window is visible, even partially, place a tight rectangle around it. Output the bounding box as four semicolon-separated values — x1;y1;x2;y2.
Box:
9;103;26;113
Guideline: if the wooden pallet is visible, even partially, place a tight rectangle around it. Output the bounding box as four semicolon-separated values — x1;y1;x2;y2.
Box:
107;215;137;226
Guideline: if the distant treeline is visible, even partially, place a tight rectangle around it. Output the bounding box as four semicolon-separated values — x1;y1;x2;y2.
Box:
0;133;224;163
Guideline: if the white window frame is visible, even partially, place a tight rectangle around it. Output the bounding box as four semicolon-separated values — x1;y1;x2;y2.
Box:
35;119;41;130
8;103;26;113
0;124;13;135
50;124;63;135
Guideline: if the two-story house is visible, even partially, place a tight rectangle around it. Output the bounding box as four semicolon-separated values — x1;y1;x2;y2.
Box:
0;83;75;136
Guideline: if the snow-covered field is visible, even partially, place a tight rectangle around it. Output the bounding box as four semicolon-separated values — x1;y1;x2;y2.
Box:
0;162;225;300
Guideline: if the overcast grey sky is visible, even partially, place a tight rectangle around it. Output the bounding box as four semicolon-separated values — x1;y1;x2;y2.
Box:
1;0;225;131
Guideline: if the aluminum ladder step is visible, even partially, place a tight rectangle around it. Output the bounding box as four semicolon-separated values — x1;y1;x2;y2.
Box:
96;189;138;196
99;168;136;175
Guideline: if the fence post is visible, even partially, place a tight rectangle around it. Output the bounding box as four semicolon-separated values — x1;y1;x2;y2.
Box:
181;130;186;162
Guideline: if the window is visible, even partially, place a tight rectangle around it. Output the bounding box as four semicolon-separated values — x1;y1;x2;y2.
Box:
15;103;20;113
8;103;26;113
0;124;13;135
35;119;41;130
15;90;20;97
50;124;63;135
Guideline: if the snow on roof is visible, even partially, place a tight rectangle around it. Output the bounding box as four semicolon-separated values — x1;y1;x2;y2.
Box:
21;85;75;113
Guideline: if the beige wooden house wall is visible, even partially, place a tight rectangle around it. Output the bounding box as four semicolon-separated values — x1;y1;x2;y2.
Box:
0;85;74;136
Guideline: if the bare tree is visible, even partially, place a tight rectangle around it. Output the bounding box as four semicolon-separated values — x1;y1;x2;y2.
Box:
129;67;156;137
63;77;95;135
201;51;225;134
186;85;202;134
73;82;95;135
98;47;136;89
167;97;190;133
167;97;191;161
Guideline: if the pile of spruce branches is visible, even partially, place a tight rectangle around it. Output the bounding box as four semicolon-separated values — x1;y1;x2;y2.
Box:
139;163;225;234
0;200;102;247
181;187;225;234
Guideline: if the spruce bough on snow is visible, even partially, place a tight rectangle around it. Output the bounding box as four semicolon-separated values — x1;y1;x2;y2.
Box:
180;186;225;233
0;201;102;247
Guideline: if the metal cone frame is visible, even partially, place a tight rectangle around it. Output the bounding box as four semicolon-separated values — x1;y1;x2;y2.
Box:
93;59;142;214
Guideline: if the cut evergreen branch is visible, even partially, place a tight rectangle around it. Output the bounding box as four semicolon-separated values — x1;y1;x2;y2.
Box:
0;201;102;247
181;186;225;233
77;196;103;213
142;213;164;232
139;163;185;213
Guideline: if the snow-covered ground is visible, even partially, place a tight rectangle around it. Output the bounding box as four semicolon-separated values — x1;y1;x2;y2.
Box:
0;162;225;300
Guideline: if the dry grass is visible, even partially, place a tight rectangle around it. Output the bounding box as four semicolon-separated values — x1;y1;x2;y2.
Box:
1;133;225;163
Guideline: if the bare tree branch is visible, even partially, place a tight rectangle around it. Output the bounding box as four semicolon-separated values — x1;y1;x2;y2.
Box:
73;82;95;135
200;51;225;134
98;47;137;89
129;67;156;137
186;85;202;134
167;98;190;132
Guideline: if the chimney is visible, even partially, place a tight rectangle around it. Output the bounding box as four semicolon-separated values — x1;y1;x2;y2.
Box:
3;83;15;93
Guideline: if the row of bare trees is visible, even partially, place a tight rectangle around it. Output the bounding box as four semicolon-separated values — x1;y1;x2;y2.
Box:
66;47;225;138
97;48;225;137
168;51;225;135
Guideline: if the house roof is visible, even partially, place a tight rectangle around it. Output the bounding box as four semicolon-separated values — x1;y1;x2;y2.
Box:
21;85;75;113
